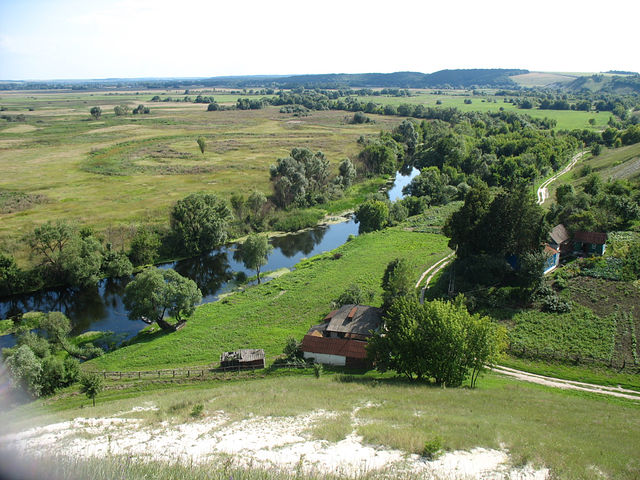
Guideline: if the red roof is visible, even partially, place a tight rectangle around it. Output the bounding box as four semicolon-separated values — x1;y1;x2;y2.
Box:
301;335;368;359
544;244;559;255
574;231;607;245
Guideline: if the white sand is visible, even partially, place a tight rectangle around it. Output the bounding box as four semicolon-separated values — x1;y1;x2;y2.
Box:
0;406;548;479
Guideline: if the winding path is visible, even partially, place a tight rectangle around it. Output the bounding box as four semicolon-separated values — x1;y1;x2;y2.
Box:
536;150;587;205
416;252;455;304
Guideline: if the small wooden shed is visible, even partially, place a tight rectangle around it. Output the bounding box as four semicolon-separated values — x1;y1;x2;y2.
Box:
220;349;266;370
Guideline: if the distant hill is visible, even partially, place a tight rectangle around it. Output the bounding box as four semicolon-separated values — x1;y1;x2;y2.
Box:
0;69;529;91
565;74;640;94
272;69;528;89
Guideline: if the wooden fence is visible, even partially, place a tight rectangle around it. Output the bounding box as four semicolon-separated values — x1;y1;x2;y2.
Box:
93;359;309;380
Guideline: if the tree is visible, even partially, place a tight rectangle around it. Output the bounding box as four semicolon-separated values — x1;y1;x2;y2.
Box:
0;252;24;296
270;148;330;208
403;167;451;205
79;371;104;407
102;245;133;277
26;220;74;280
59;235;104;287
90;106;102;119
207;102;220;111
336;158;357;189
129;226;160;266
367;297;503;386
381;258;415;311
113;105;129;116
355;200;388;233
446;187;545;259
358;143;397;175
239;234;272;284
443;184;491;254
591;143;602;156
246;190;268;227
332;284;375;308
5;345;43;397
133;104;150;114
197;137;206;155
170;193;232;254
123;267;202;331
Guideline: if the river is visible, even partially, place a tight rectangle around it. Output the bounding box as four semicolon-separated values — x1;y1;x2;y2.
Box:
0;168;420;349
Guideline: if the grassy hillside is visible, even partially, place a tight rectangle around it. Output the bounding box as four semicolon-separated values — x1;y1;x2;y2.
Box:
4;372;640;480
86;228;451;371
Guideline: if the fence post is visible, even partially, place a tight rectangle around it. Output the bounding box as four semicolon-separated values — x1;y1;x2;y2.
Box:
173;370;175;378
138;372;141;379
187;370;190;377
119;372;122;379
103;372;106;379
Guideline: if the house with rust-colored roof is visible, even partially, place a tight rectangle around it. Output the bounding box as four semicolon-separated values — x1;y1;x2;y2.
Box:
573;231;607;256
301;304;382;368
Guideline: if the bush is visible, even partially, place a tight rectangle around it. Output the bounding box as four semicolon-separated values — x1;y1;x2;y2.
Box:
283;337;303;361
332;284;375;308
422;436;443;459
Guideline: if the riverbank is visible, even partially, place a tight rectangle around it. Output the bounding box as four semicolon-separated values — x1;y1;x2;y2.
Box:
86;228;451;371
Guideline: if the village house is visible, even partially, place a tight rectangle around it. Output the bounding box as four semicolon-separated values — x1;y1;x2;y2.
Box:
573;231;607;256
548;224;572;256
301;304;382;368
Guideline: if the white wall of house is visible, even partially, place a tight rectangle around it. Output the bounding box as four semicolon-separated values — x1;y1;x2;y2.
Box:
303;351;346;366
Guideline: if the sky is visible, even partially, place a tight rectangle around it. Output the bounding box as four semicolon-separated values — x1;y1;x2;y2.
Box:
0;0;638;80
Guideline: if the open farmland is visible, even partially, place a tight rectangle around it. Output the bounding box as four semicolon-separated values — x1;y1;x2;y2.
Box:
351;91;612;130
0;90;401;263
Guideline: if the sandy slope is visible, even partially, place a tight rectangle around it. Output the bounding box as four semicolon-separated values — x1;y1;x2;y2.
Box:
0;404;548;479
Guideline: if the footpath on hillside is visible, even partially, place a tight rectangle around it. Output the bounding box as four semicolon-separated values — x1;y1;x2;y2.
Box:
536;150;587;205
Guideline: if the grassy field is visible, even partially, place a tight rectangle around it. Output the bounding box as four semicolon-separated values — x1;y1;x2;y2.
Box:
0;90;402;264
4;371;640;479
86;227;451;371
352;92;612;130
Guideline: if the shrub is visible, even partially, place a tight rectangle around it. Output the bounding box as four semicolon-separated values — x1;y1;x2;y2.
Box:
332;284;375;308
283;337;303;361
190;404;204;418
422;436;443;459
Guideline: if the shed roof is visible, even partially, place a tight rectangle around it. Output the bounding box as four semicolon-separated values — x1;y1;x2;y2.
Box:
549;224;570;245
301;335;368;359
574;231;607;245
220;349;265;363
324;304;382;337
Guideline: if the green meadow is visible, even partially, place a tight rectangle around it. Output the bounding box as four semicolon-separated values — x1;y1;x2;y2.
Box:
353;92;612;130
0;91;399;263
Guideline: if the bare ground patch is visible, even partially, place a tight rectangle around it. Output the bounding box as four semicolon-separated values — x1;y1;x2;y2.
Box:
0;406;548;479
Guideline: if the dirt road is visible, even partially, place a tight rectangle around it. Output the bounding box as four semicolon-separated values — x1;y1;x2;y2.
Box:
492;365;640;401
536;151;587;205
